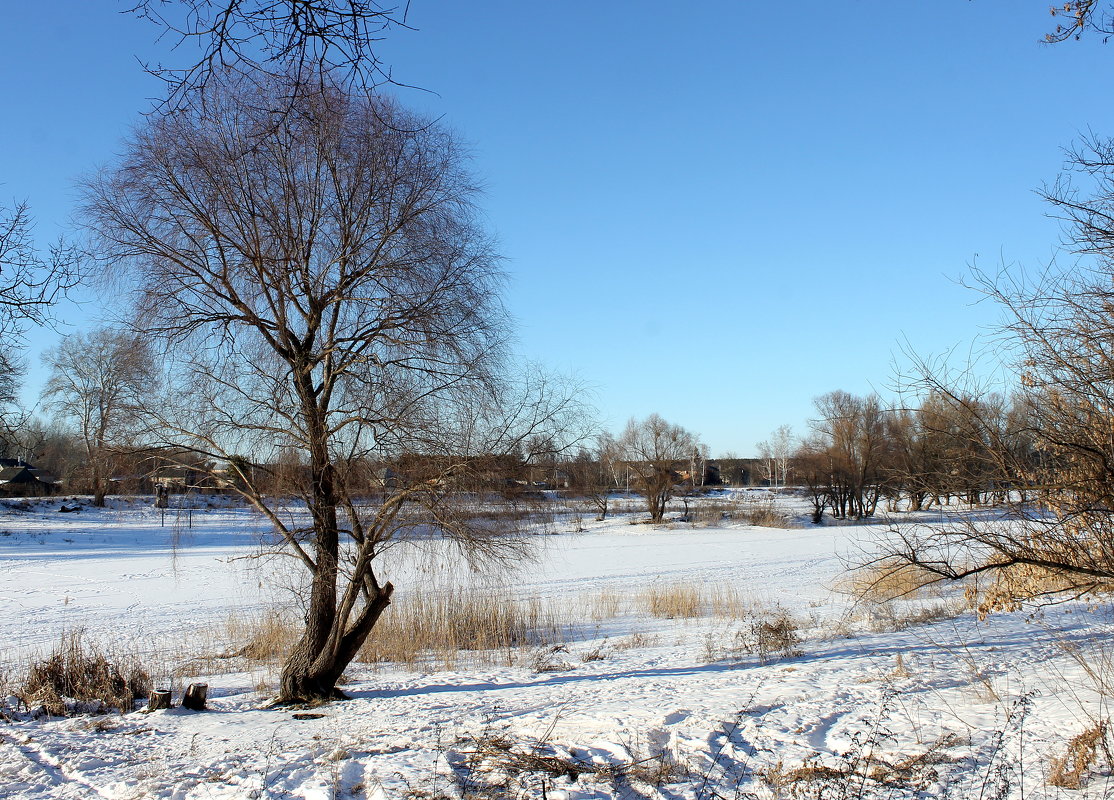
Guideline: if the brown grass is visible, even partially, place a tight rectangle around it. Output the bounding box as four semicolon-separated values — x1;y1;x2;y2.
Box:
20;629;150;716
687;495;795;529
1049;721;1110;789
642;582;702;618
358;587;568;669
640;581;755;620
844;559;946;604
224;607;299;662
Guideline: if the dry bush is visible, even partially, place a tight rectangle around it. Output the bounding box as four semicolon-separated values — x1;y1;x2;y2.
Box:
611;632;659;651
449;728;689;799
686;494;795;528
528;644;572;673
759;732;962;798
687;499;735;527
703;610;804;664
359;586;568;669
864;600;963;633
1049;721;1110;789
21;630;150;716
743;612;803;664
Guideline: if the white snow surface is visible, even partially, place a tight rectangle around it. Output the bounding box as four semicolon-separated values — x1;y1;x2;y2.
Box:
0;491;1111;799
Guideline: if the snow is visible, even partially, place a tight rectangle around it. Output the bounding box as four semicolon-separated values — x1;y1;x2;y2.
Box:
1;491;1113;798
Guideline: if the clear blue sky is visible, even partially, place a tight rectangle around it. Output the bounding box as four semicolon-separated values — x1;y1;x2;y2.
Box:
2;1;1111;456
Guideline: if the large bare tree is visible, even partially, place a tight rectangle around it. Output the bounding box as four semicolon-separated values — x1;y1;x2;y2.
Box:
618;414;701;524
41;327;154;507
126;0;412;108
82;72;584;703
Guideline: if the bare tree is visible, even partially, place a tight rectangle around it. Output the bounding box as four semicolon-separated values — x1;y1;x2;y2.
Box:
564;433;620;521
0;202;82;417
756;424;793;488
806;391;891;520
872;135;1114;611
82;72;585;704
126;0;412;109
617;414;701;524
41;327;154;507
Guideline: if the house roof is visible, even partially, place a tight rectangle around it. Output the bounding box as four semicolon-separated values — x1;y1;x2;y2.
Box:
0;466;60;484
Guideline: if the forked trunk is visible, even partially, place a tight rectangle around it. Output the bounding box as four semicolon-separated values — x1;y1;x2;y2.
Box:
276;578;394;704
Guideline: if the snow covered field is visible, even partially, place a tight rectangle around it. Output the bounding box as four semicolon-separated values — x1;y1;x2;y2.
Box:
1;491;1113;799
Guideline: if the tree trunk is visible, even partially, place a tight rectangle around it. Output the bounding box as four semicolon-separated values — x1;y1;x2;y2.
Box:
182;683;208;710
277;581;393;703
146;689;172;710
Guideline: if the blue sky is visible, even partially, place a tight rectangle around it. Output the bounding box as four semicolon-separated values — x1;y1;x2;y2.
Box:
2;1;1112;456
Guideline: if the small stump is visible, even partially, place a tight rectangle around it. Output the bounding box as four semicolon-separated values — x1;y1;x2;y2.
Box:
147;689;172;711
182;683;208;711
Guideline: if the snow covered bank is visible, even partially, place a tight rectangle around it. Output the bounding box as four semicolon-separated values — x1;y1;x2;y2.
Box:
1;495;1111;798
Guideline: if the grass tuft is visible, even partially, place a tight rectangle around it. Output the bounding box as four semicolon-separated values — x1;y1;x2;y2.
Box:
20;629;150;716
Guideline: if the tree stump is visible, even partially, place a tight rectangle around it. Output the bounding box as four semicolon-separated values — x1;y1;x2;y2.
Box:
182;683;208;711
147;689;172;711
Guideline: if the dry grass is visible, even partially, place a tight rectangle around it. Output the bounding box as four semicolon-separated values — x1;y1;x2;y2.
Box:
586;589;623;620
223;607;300;662
358;587;568;669
843;559;947;604
642;582;702;619
19;629;150;716
1049;721;1110;789
640;581;755;620
735;494;795;528
686;494;795;529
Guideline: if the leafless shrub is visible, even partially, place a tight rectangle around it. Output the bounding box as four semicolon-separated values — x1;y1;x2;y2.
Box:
1049;721;1111;789
686;494;796;528
611;632;659;651
448;728;689;799
863;600;963;633
579;642;610;662
704;611;804;664
528;644;572;673
687;499;735;527
742;612;803;664
20;630;150;716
